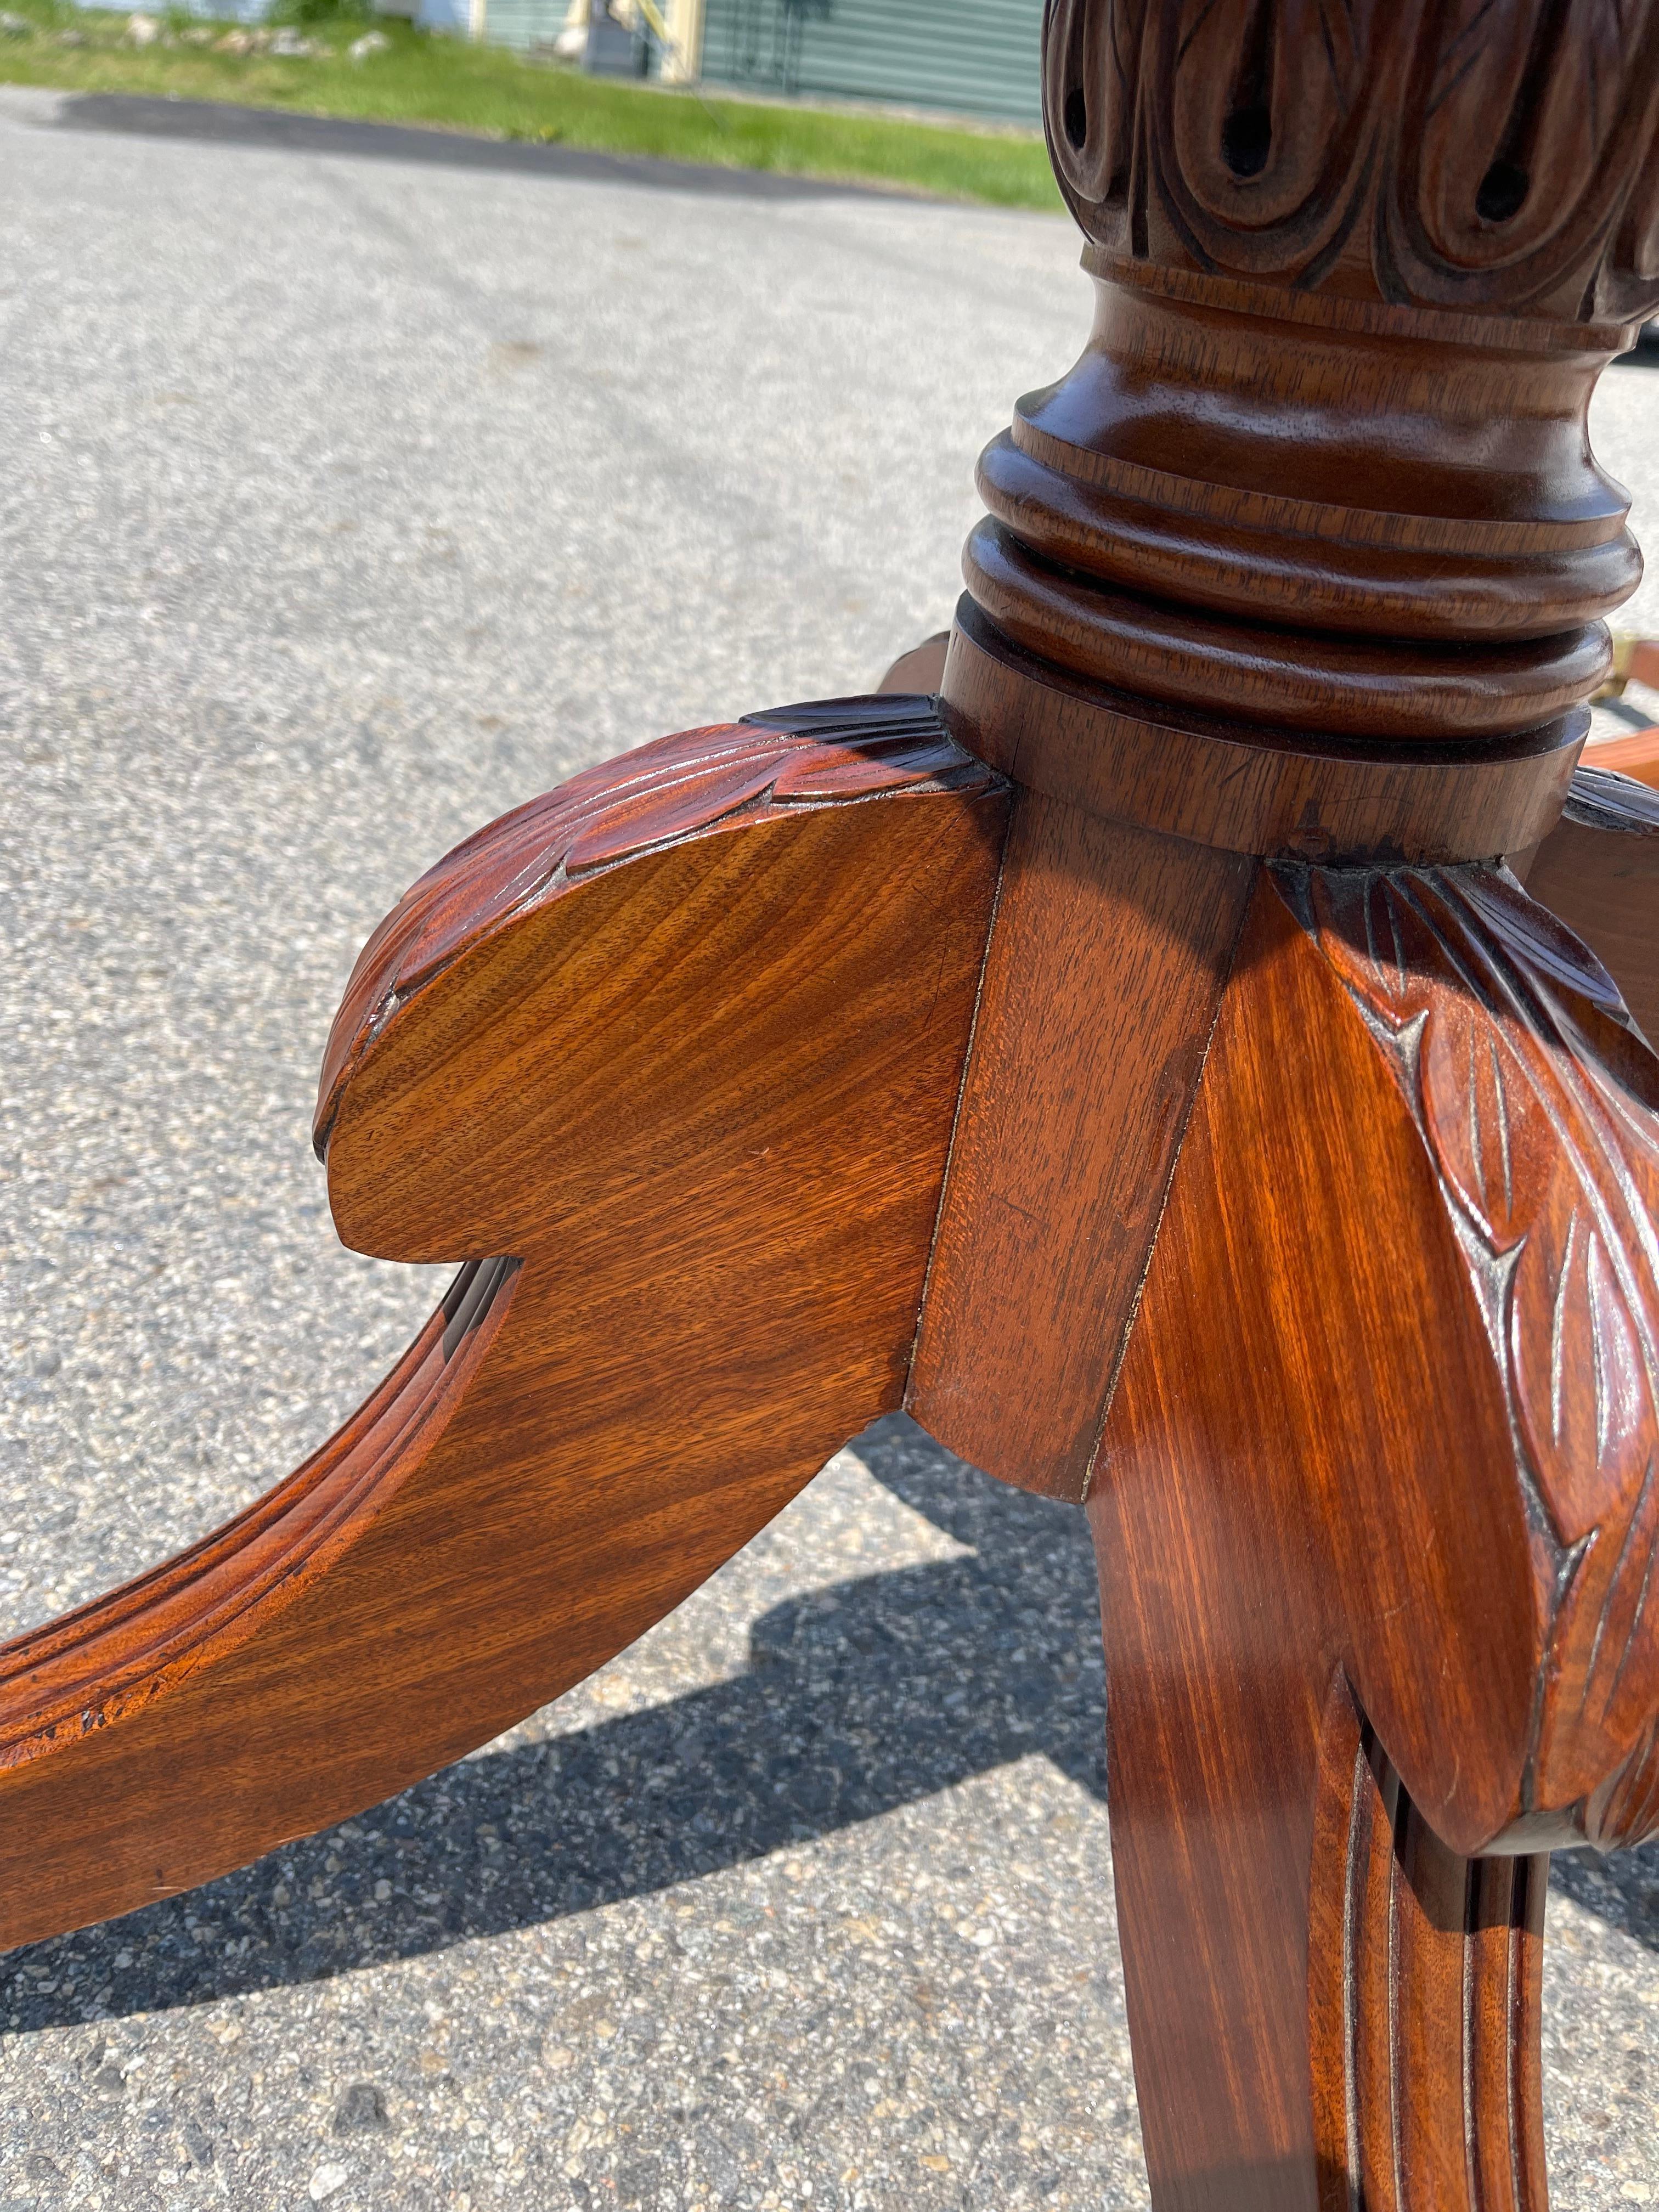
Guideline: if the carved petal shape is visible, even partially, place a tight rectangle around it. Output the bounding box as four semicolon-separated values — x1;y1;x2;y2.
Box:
1288;844;1659;1842
1581;1712;1659;1849
1420;1003;1553;1252
1510;1188;1654;1547
1397;0;1658;313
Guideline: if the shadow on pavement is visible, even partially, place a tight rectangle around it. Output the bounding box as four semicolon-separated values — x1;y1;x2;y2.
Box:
2;1415;1653;2028
47;93;893;202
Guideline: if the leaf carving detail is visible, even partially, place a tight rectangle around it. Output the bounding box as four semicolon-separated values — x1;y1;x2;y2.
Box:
1290;860;1659;1844
1510;1189;1653;1548
1419;1002;1550;1252
1047;0;1659;320
313;699;997;1160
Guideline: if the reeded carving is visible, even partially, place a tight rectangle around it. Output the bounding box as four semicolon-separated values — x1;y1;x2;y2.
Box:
0;1256;517;1770
1046;0;1659;323
1291;862;1659;1847
1309;1679;1549;2212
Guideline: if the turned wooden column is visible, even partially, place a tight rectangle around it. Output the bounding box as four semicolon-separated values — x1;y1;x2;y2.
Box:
915;0;1659;1496
901;5;1659;2208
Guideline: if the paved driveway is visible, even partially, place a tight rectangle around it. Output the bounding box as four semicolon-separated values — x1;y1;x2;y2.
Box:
1;83;1655;2211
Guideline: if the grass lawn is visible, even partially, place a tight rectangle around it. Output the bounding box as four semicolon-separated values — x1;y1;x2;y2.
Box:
0;0;1064;209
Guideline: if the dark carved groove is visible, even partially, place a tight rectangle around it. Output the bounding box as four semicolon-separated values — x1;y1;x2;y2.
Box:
1310;1677;1549;2212
1044;0;1659;324
1219;0;1274;179
952;1;1654;800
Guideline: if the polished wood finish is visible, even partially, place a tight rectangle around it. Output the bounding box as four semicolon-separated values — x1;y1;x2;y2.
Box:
10;2;1659;2205
1092;864;1659;2211
0;704;1007;1949
975;0;1655;754
913;5;1659;2203
1042;0;1659;326
941;5;1659;873
943;597;1586;865
909;793;1250;1498
1307;1690;1549;2212
876;631;947;695
1584;723;1659;789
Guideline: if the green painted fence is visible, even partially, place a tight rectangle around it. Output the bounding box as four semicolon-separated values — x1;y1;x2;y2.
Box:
699;0;1044;125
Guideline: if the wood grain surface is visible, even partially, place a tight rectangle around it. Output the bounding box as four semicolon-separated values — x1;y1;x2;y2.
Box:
1279;862;1659;1849
962;509;1611;741
942;599;1586;866
1090;862;1659;2208
907;791;1251;1499
875;633;949;696
935;7;1659;2202
1585;725;1659;786
947;269;1634;763
0;702;1007;1950
943;6;1659;857
10;9;1659;2207
1045;1;1659;324
1307;1685;1549;2212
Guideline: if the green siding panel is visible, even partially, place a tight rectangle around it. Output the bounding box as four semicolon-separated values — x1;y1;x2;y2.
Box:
477;0;1045;123
484;0;571;50
703;0;1044;125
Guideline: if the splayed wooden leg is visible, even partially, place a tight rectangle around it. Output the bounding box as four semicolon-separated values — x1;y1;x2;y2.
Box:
0;702;1008;1950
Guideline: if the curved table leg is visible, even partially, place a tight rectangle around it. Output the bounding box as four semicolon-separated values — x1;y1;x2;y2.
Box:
902;848;1659;2210
0;698;1008;1950
1089;1511;1550;2212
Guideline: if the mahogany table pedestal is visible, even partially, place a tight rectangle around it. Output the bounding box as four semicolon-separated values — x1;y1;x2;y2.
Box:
5;5;1659;2207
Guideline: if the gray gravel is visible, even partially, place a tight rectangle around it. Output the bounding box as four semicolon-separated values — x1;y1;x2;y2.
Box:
1;82;1656;2212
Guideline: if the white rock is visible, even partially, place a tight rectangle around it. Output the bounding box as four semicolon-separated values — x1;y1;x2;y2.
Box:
269;27;318;55
215;27;251;50
552;22;586;57
0;12;34;40
308;2166;349;2205
125;12;160;43
348;29;388;58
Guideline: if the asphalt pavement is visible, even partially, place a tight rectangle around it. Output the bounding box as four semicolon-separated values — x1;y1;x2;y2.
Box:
1;82;1656;2212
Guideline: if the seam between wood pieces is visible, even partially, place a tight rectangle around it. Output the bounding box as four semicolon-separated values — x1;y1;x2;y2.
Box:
1078;848;1262;1504
901;748;1017;1418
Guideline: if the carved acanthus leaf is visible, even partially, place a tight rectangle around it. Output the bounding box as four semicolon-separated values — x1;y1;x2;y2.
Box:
313;699;996;1159
1285;861;1659;1846
1047;0;1659;322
